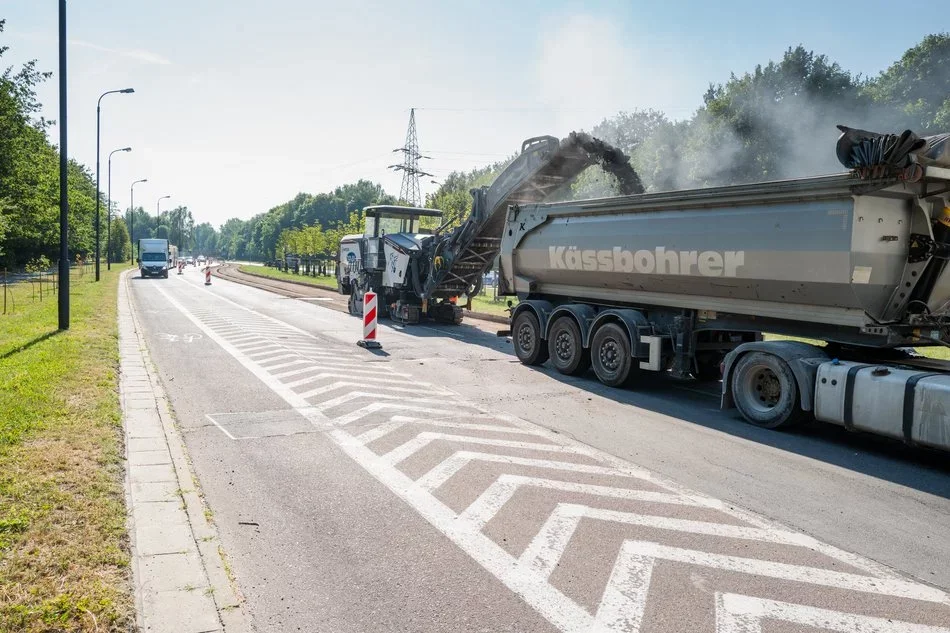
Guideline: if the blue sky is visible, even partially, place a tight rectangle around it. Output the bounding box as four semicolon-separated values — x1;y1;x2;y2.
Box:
2;0;945;227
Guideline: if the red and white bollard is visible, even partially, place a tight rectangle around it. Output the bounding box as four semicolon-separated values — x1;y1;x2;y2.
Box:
177;261;184;275
204;266;212;286
357;289;382;349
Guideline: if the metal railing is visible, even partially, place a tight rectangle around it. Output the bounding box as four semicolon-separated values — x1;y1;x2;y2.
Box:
1;261;96;315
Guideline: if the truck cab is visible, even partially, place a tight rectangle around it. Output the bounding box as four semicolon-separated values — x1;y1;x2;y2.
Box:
138;238;171;279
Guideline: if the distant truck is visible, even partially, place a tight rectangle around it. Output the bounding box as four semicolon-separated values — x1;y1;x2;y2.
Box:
138;238;173;278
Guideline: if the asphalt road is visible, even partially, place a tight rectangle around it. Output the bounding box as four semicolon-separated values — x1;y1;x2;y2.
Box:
130;265;950;632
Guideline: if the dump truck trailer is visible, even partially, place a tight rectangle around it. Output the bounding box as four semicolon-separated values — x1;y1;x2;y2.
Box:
494;130;950;451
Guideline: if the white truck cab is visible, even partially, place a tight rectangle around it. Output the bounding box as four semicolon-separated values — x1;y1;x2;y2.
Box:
138;238;171;278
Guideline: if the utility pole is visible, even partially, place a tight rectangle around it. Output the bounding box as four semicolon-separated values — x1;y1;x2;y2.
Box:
388;108;432;207
58;0;68;329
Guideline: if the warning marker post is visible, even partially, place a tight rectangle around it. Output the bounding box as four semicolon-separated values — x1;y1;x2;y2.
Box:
204;266;212;286
357;289;382;349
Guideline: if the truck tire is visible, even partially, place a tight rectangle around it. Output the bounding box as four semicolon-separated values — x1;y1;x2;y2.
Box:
548;316;590;376
591;323;635;387
731;352;806;429
513;311;549;366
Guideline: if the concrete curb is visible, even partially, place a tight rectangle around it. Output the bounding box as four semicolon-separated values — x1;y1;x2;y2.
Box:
119;271;252;633
229;265;512;324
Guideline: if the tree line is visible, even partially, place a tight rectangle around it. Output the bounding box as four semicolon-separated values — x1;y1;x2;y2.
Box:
195;31;950;263
1;19;103;269
426;34;949;223
3;18;946;269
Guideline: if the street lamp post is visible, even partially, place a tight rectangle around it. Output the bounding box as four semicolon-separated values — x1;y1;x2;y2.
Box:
130;178;147;263
107;147;131;270
58;0;68;329
156;196;171;238
95;87;134;281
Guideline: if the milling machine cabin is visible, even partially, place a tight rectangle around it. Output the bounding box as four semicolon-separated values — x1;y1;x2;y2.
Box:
338;205;464;324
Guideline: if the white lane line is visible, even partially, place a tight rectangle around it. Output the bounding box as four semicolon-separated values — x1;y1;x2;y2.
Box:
154;280;949;632
272;366;325;380
294;361;412;376
356;417;537;445
281;367;404;387
332;403;460;427
164;279;597;631
247;351;297;362
326;429;595;632
262;359;313;371
381;432;583;467
230;337;265;346
519;503;817;580
459;474;718;535
152;286;315;413
298;381;453;400
416;452;642;493
205;414;237;440
234;343;274;353
314;391;478;413
715;593;950;633
597;542;949;616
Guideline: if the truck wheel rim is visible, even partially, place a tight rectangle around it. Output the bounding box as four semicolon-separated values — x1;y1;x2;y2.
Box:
554;331;573;362
599;339;620;372
518;324;534;354
747;366;781;410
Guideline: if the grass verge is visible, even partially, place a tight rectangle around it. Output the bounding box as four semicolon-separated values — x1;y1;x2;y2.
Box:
764;333;949;360
237;264;337;289
469;293;515;318
236;266;518;320
0;265;133;631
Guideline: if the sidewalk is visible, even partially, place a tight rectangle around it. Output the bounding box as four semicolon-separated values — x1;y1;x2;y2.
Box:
118;271;252;633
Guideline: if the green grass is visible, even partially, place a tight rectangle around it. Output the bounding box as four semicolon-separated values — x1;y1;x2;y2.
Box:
764;333;949;360
238;266;520;319
0;265;133;631
468;293;516;318
238;264;337;288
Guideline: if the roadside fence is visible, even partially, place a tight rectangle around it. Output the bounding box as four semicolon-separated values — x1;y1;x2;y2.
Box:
2;261;97;315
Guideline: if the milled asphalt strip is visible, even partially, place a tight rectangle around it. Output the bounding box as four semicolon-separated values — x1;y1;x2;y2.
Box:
120;272;252;633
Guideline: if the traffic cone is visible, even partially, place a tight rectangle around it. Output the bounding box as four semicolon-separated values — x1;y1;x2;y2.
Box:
204;267;212;286
357;289;382;349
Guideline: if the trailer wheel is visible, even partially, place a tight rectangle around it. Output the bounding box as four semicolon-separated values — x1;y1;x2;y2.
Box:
731;352;805;429
513;311;549;366
591;323;635;387
548;316;590;376
348;287;361;317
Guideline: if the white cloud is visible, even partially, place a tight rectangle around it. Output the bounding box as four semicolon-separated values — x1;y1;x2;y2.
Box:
69;39;171;65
